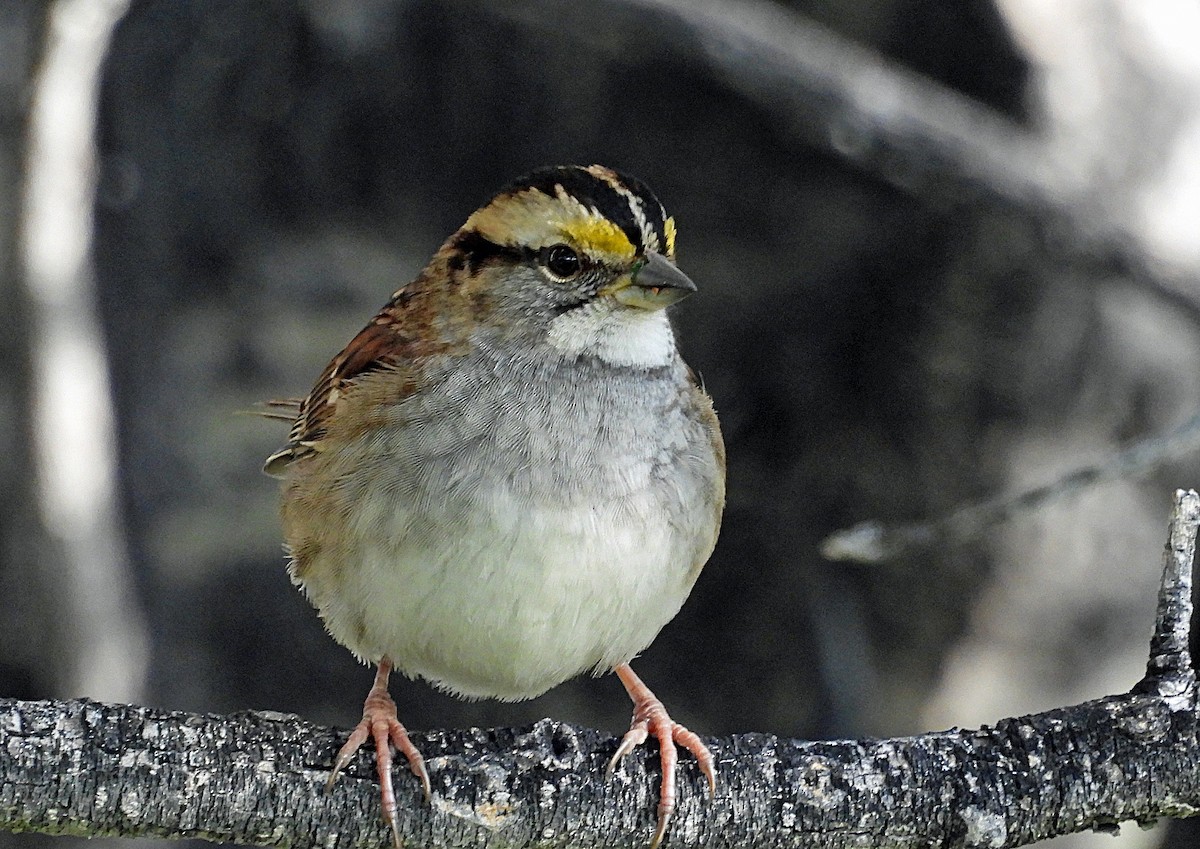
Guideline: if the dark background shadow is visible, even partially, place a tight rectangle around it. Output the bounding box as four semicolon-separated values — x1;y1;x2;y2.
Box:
4;2;1199;848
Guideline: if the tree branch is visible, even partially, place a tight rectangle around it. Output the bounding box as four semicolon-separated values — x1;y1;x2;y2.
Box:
3;493;1199;848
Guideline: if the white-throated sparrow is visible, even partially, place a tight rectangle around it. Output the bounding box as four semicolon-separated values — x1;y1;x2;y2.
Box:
265;165;725;848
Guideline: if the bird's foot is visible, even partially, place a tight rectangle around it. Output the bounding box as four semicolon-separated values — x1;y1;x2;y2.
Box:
607;663;715;849
327;658;430;849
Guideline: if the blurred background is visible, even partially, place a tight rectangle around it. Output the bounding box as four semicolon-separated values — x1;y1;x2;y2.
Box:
3;1;1200;848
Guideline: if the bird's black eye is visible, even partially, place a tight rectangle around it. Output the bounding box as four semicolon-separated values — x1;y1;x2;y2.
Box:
541;244;582;279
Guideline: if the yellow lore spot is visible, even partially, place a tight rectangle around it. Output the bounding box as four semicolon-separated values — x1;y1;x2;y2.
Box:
468;188;636;262
559;216;636;260
664;216;677;259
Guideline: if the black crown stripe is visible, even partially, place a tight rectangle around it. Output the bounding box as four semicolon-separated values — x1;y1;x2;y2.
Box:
501;166;667;255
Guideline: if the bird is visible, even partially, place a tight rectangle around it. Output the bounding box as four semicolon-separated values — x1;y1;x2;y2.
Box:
264;164;725;848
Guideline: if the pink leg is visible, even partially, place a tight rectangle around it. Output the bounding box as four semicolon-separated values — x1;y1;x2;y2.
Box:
607;663;716;849
327;657;430;848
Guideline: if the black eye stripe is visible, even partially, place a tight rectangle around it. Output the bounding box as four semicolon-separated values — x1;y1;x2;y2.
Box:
449;234;589;278
447;229;525;274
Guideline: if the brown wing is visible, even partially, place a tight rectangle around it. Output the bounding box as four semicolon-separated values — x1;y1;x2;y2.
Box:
263;285;455;476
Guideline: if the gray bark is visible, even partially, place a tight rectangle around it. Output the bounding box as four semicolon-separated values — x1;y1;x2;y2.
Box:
2;491;1198;849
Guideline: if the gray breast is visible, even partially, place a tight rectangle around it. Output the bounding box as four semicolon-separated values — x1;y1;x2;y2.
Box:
359;347;708;516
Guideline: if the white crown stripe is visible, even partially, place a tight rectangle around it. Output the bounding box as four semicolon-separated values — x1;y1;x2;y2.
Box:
587;166;662;254
629;194;660;254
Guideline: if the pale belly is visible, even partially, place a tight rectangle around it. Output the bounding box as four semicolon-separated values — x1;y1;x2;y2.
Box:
294;485;703;700
285;347;723;700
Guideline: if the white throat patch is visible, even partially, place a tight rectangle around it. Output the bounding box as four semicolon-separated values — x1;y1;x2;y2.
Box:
546;301;676;368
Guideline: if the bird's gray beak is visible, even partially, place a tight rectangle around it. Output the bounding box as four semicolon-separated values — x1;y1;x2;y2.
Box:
609;251;697;310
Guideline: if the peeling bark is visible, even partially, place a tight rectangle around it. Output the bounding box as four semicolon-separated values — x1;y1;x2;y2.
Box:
2;494;1198;848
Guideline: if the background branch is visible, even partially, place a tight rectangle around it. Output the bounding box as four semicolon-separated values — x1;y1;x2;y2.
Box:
503;0;1200;316
822;414;1200;564
3;492;1198;849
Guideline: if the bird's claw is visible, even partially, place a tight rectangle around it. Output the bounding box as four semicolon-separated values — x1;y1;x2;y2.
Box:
327;660;430;848
609;664;716;849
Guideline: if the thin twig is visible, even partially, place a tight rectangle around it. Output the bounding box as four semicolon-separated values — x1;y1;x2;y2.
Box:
821;412;1200;563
